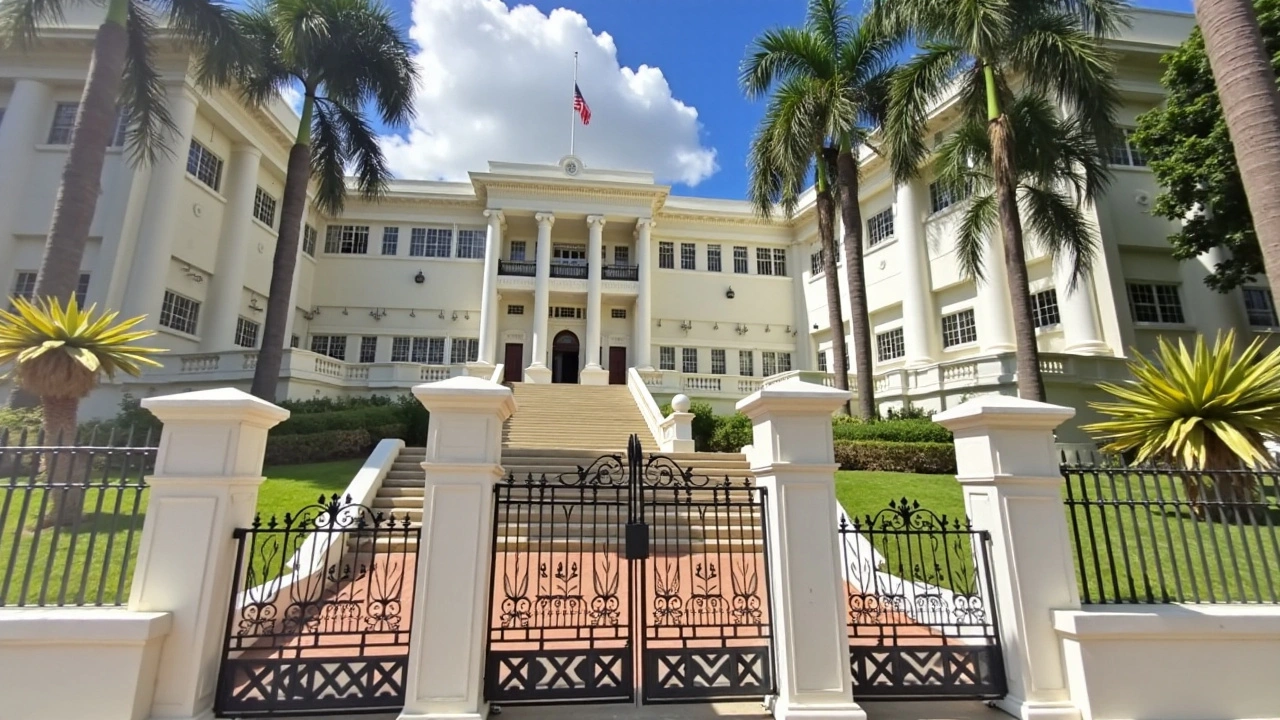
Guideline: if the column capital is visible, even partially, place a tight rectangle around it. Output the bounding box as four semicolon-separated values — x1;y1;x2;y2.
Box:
229;143;264;160
483;208;505;226
635;217;656;229
534;211;555;228
586;214;607;229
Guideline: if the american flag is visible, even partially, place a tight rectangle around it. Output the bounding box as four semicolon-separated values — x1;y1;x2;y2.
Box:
573;84;591;125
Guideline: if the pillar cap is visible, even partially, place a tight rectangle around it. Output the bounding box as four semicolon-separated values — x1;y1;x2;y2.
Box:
736;377;850;418
142;387;290;427
413;376;517;419
933;394;1075;433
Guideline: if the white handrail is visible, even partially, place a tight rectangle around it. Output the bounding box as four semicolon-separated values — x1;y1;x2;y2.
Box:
627;368;664;446
489;364;505;384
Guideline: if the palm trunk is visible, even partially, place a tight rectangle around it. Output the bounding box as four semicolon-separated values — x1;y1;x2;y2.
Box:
815;157;851;413
251;96;313;400
33;0;129;302
41;396;83;528
836;145;875;419
1195;0;1280;295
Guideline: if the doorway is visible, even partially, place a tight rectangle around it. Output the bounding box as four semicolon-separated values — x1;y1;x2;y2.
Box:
552;330;580;384
503;344;523;384
608;346;627;385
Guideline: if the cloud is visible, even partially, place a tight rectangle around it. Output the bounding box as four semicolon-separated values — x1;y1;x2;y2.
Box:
380;0;718;186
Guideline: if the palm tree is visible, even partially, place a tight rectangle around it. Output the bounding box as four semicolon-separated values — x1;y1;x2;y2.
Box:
876;0;1125;401
0;0;243;302
0;297;163;525
1194;0;1280;294
742;0;894;416
233;0;417;401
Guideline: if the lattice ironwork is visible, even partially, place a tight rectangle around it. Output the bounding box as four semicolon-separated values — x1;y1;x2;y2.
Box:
484;435;774;706
215;495;418;716
839;498;1005;700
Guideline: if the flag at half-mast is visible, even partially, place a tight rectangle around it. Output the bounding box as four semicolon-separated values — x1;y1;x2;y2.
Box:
573;84;592;125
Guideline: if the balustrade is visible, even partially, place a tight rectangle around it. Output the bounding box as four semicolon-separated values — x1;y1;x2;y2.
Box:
497;260;536;277
179;355;220;373
420;366;452;382
682;375;723;393
549;263;588;279
601;264;639;281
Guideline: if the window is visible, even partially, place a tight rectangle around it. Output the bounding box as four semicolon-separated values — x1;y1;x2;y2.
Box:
929;179;970;214
359;336;377;363
817;350;828;372
877;328;905;362
762;351;792;376
1107;128;1147;167
234;317;259;348
739;350;754;377
290;334;299;349
941;309;978;348
510;241;527;262
74;273;89;306
756;248;788;276
10;271;88;307
680;243;696;270
682;347;698;373
554;244;586;262
659;241;674;269
711;349;726;375
867;208;894;246
302;224;318;256
324;225;370;254
159;291;200;335
310;335;347;360
408;227;449;257
707;244;722;272
48;103;127;146
252;187;276;227
186;140;224;191
382;227;400;255
456;229;486;259
733;246;749;274
507;304;525;315
659;346;676;371
425;338;446;364
551;306;584;319
391;337;445;364
1244;287;1278;327
1031;289;1061;328
611;308;627;319
1127;282;1185;324
811;250;824;277
614;246;630;266
450;338;479;364
391;337;411;362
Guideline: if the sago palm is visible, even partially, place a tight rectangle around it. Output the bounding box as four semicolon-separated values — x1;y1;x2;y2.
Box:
741;0;895;416
0;0;243;302
1085;331;1280;517
0;298;163;526
231;0;417;401
876;0;1125;401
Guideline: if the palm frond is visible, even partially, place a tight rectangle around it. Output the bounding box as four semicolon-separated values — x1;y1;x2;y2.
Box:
233;7;296;106
159;0;245;89
330;98;390;201
1019;183;1097;292
120;0;178;165
884;43;966;181
741;26;833;99
1007;8;1120;139
956;191;998;283
0;0;71;48
308;98;348;214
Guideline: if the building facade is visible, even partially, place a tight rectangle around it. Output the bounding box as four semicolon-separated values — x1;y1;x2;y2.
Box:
1;8;1271;438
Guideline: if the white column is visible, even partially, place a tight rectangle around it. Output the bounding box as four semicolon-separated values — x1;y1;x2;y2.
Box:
978;232;1016;353
525;212;554;383
201;145;262;350
130;388;290;720
634;218;655;369
0;79;52;276
122;86;200;327
399;377;516;720
474;209;503;367
581;214;609;384
934;396;1082;720
281;209;308;347
897;180;937;366
1053;254;1109;355
736;378;867;720
1179;247;1246;338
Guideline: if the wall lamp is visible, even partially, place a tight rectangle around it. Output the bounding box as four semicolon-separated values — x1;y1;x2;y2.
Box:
414;270;426;284
725;287;735;299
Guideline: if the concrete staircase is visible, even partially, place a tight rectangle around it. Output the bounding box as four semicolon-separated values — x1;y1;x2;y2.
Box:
502;383;654;450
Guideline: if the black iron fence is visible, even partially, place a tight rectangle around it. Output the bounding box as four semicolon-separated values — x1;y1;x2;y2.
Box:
1061;453;1280;604
0;426;156;607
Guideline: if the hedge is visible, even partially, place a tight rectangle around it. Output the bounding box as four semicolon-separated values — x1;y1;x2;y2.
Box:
833;440;957;474
264;428;388;466
832;418;952;444
271;405;406;436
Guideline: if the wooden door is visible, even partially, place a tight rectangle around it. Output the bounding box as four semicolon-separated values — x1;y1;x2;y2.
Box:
608;346;627;385
504;344;523;383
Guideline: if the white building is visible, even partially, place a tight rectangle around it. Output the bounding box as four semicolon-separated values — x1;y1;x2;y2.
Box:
0;8;1269;439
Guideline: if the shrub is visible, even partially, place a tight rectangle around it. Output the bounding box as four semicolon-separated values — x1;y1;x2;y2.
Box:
834;440;957;474
0;406;43;438
394;394;431;444
709;413;753;453
279;394;396;414
659;401;716;451
265;428;374;466
832;418;952;444
272;405;405;436
79;394;163;444
883;404;934;421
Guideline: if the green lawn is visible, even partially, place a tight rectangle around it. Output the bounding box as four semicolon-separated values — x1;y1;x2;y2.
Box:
1;458;365;606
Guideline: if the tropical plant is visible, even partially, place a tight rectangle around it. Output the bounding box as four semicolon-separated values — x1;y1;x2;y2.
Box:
1193;0;1280;295
234;0;417;400
0;0;243;302
1131;0;1280;292
0;298;163;525
875;0;1125;401
1085;331;1280;517
741;0;895;416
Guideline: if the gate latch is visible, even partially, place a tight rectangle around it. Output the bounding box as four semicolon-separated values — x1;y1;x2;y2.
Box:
625;522;649;560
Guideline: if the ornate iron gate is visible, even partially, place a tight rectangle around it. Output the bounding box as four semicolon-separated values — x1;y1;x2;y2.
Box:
214;496;418;717
839;499;1005;700
484;435;774;705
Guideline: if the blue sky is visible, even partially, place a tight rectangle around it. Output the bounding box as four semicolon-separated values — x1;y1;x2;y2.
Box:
372;0;1194;200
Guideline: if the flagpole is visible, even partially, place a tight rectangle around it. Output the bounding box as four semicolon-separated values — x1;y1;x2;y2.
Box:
570;51;578;156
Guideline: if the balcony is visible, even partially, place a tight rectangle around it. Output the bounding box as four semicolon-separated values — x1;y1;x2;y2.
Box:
497;261;640;282
146;348;471;389
549;262;588;279
498;260;536;277
603;264;639;281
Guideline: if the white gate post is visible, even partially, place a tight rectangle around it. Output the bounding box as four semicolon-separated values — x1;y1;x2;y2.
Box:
736;378;865;720
399;376;516;720
934;396;1082;720
130;388;289;720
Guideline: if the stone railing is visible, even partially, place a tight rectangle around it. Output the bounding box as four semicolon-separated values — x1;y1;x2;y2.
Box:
497;260;536;277
150;348;467;392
